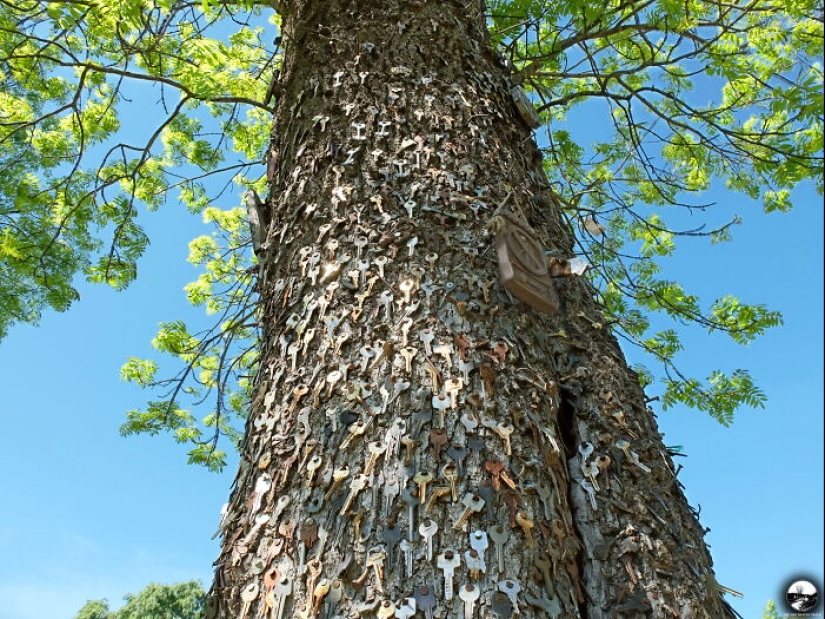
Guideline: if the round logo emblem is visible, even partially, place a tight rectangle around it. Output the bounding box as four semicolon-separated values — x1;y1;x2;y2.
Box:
786;579;819;613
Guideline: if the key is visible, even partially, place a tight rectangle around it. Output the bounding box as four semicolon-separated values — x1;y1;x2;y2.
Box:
305;558;323;601
350;120;366;140
239;582;259;619
353;235;369;258
252;473;273;515
399;317;414;346
401;436;418;462
524;591;561;619
464;548;486;579
432;342;453;369
429;428;448;463
399;538;415;577
269;494;292;524
488;524;510;574
312;578;331;615
485;460;516;491
616;440;652;473
583;461;601;491
299;518;319;563
446;444;468;477
579;479;598;510
399;347;417;373
431;394;450;427
425;486;451;513
469;530;488;557
297;439;319;473
325;370;343;399
322;580;343;619
384;418;406;459
491;592;513;619
379;290;393;321
340;420;367;450
419;518;439;561
459;584;480;619
324;464;350;501
364;441;387;476
461;412;480;435
383;470;401;518
305;455;323;488
420;281;438;307
288;384;309;414
476;479;495;521
340;474;370;516
382;521;402;570
418;328;435;356
578;441;594;468
413;471;434;505
527;480;553;520
370;470;383;521
244;514;270;545
278;519;297;554
359;345;376;372
399;278;416;303
395;597;416;619
269;575;292;619
413;586;437;619
373;255;388;278
515;511;535;547
401;487;418;539
595;453;612;488
316;223;333;244
438;464;457;502
361;546;387;592
453;493;484;530
494;423;515;456
437;549;461;600
444;378;463;409
498;579;521;614
423;359;441;392
533;555;554;598
377;600;397;619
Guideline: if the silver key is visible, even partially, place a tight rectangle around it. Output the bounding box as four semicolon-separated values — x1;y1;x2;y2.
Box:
459;584;480;619
498;579;522;614
399;538;415;577
419;518;438;561
437;549;461;600
488;524;510;574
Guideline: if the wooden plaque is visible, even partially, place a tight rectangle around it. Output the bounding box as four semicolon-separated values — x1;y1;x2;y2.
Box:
496;215;559;314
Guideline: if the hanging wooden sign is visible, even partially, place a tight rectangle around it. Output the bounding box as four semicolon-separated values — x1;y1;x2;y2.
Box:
495;212;560;314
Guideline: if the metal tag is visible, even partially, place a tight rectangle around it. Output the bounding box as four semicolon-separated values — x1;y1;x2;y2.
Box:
495;213;559;314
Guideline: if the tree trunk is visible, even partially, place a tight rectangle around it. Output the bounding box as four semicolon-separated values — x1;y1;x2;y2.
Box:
207;1;735;618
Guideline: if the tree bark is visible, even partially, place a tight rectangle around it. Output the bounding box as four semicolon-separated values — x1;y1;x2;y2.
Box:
207;1;735;618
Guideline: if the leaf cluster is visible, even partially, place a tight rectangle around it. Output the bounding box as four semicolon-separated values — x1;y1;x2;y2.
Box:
0;0;276;337
73;581;205;619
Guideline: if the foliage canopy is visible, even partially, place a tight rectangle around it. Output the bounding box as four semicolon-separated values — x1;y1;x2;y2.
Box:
72;580;206;619
1;0;822;468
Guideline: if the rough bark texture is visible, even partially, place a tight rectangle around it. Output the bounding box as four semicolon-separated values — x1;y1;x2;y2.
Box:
206;1;735;618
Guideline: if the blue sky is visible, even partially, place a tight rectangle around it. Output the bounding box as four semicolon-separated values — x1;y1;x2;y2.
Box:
0;179;821;619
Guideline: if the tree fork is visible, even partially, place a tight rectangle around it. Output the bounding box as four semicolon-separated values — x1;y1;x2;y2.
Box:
207;1;734;618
